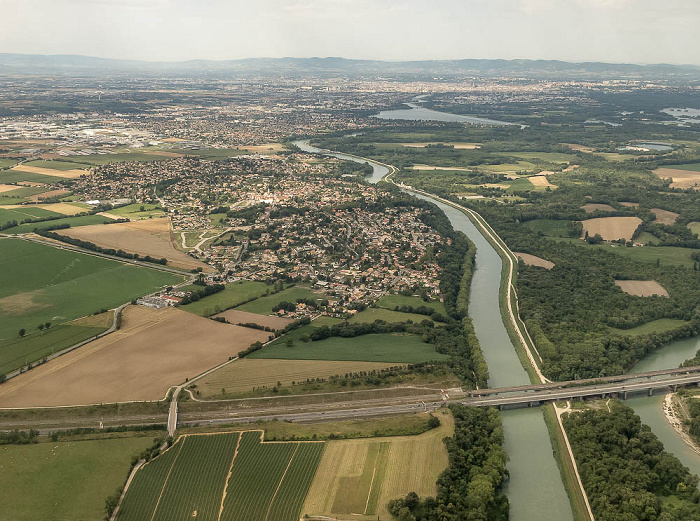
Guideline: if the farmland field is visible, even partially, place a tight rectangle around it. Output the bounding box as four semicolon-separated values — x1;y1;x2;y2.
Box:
654;167;700;189
0;306;270;407
106;203;165;220
10;164;87;179
0;239;180;365
213;308;292;329
0;435;155;521
580;216;642;241
651;208;679;225
235;285;325;315
193;358;397;397
0;206;62;226
250;333;449;363
515;252;555;269
180;280;269;316
581;203;615;213
0;158;20;169
24;160;93;171
3;214;113;234
348;307;436;324
609;318;688;337
0;169;66;184
62;151;177;165
303;408;453;520
689;222;700;236
117;431;324;521
614;280;669;297
375;294;446;315
522;218;573;238
60;217;211;271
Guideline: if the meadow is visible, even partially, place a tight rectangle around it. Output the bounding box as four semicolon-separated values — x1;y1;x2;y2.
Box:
250;333;449;363
0;240;180;369
3;214;113;234
24;160;91;171
235;285;324;315
0;206;62;226
375;294;446;315
108;203;165;220
117;431;324;521
348;307;435;324
0;170;66;184
609;318;688;337
0;435;155;521
180;280;269;316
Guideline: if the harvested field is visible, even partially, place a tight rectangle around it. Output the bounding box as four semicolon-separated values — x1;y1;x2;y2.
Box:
214;309;292;330
614;280;669;297
236;143;287;153
10;164;88;179
144;150;184;157
619;201;639;207
60;217;212;272
303;409;452;520
26;190;71;202
689;222;700;236
563;164;580;172
0;306;271;407
0;184;19;193
581;203;615;213
515;252;555;269
194;358;396;397
563;144;592;152
654;168;700;189
581;216;642;241
651;208;679;225
24;202;85;215
529;175;556;188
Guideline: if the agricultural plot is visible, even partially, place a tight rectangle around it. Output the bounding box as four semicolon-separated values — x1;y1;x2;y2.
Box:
522;218;574;238
213;309;292;329
614;280;669;297
375;294;446;315
107;203;166;220
61;151;177;165
528;175;556;188
251;333;449;364
507;151;576;163
0;436;156;521
580;216;642;241
0;239;180;357
10;164;87;179
181;280;269;316
193;358;397;397
3;214;113;234
348;307;436;324
689;222;700;237
235;286;325;315
0;206;62;226
60;217;211;272
609;318;688;337
515;252;555;269
117;431;324;521
0;169;65;184
24;160;93;171
0;306;270;407
303;409;453;520
654;167;700;189
581;203;615;213
651;208;679;225
0;158;20;169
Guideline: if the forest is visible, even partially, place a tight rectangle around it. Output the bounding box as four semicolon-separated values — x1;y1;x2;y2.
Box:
564;402;700;521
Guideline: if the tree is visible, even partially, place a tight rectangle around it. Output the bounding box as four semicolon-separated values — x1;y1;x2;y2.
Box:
18;328;25;337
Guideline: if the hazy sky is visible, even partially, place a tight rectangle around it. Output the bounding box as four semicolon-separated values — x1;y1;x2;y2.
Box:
1;0;699;64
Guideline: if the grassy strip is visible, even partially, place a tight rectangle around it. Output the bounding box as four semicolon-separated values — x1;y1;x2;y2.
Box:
542;404;590;521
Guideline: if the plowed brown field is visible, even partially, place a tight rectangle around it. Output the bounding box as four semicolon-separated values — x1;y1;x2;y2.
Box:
0;306;270;407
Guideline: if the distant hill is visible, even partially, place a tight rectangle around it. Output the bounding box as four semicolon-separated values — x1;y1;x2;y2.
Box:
0;53;698;80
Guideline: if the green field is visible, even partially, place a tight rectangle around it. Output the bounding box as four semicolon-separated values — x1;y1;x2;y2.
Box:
688;222;700;237
235;286;324;315
0;240;181;368
348;307;437;324
24;160;89;171
666;163;700;172
596;244;698;268
0;170;65;184
609;318;689;337
376;294;446;315
170;148;247;159
507;151;576;163
506;177;535;192
117;431;324;521
0;206;62;226
4;214;113;234
480;161;535;173
180;280;269;316
0;435;155;521
522;218;574;238
0;158;20;169
250;333;449;363
109;203;165;220
0;186;47;199
66;152;174;166
0;323;108;375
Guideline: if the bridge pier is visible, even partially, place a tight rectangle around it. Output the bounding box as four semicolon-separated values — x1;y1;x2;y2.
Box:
528;401;534;408
622;391;628;400
673;385;678;392
648;388;653;397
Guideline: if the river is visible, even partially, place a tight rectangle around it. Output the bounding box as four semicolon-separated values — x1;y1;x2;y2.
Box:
374;102;515;126
296;139;574;520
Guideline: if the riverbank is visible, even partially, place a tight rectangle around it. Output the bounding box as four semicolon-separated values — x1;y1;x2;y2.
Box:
665;393;700;457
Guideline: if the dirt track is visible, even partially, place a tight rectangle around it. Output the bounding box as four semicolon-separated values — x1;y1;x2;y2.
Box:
0;306;270;407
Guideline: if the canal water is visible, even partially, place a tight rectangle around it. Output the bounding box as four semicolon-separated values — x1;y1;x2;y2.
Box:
297;139;574;521
374;103;515;126
629;336;700;477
